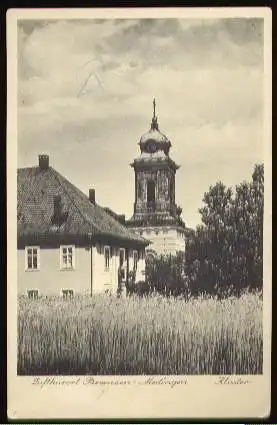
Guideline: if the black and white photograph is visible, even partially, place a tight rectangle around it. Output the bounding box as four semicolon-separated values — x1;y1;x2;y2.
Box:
7;7;271;420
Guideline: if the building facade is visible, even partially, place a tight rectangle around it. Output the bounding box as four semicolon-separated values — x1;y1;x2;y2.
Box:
127;100;189;256
17;155;149;298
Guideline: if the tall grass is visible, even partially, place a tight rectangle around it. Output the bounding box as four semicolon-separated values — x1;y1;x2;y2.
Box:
17;292;263;375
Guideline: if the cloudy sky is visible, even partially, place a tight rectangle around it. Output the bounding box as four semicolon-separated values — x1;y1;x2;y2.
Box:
17;17;264;228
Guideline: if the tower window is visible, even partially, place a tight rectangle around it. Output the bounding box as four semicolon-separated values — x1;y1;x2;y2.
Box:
147;180;155;204
170;178;174;203
137;181;143;199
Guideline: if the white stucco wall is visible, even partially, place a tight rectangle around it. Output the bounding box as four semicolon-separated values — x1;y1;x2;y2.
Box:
18;244;146;296
92;245;146;293
17;246;91;296
130;226;186;256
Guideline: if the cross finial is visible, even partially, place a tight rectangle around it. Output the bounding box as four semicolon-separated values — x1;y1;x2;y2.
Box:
151;98;159;130
153;98;156;118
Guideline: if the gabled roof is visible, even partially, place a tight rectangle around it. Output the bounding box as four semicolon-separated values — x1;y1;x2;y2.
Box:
103;207;125;224
17;164;149;247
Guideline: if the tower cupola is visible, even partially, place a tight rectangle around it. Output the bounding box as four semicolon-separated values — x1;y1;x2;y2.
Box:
139;99;171;155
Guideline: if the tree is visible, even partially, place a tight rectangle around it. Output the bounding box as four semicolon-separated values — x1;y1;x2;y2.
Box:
185;183;234;296
185;164;264;296
230;164;264;291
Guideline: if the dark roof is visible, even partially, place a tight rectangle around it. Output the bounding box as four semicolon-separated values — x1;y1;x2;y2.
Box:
17;165;149;246
103;207;125;223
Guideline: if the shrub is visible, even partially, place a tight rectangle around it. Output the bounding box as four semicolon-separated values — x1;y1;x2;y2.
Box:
127;280;152;296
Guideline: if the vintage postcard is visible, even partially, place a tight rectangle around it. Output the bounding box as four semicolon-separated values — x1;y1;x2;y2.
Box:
7;7;272;420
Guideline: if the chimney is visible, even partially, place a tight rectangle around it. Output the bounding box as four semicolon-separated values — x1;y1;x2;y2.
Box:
39;154;49;170
89;188;95;205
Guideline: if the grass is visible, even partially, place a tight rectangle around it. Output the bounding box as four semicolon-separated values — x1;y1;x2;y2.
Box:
17;292;263;375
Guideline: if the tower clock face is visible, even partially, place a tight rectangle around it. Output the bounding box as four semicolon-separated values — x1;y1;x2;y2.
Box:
147;141;156;153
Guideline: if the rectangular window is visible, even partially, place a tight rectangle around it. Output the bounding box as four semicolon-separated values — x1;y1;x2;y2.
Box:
119;248;125;267
140;249;145;260
60;245;75;270
104;246;110;270
61;289;74;299
27;289;39;299
133;250;138;271
25;246;40;271
119;248;126;280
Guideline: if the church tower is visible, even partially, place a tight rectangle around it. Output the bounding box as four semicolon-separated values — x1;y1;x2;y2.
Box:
126;99;188;256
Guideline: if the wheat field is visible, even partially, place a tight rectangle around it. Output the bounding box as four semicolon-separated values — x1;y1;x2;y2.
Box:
17;292;263;375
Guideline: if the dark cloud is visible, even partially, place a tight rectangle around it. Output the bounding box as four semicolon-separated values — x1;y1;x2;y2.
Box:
17;18;112;35
179;18;263;46
153;18;182;36
129;60;138;68
174;18;263;68
118;18;182;39
114;19;135;25
105;19;179;51
18;19;57;35
219;18;263;45
17;27;37;80
121;19;158;36
19;18;263;81
101;60;120;72
99;17;263;70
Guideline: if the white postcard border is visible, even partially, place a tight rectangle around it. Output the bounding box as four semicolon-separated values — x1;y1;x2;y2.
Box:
7;7;272;420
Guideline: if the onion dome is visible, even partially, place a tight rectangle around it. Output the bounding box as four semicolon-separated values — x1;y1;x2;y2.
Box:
139;99;171;156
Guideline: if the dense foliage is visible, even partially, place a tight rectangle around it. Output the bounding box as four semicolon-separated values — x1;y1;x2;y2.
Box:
186;163;263;296
131;164;264;298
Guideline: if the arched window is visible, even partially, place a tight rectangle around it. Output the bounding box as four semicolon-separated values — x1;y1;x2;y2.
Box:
147;180;155;204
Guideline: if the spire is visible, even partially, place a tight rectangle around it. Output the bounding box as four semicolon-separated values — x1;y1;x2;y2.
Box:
151;98;159;130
